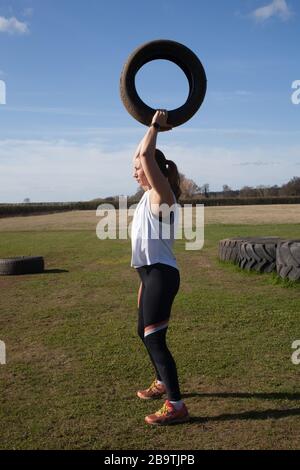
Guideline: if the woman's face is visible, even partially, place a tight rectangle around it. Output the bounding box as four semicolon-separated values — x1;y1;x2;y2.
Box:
132;156;150;189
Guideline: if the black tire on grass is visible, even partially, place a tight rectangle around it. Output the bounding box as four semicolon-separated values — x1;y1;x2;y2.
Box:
218;237;254;264
238;238;281;273
0;256;44;275
276;240;300;281
120;39;207;127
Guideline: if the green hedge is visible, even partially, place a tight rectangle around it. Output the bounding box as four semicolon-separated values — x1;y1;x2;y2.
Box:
180;196;300;206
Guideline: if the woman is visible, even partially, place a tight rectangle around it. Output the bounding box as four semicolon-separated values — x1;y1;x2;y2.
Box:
131;109;189;425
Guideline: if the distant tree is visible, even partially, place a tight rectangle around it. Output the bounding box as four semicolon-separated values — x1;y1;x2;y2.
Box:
265;185;280;197
179;173;201;198
255;185;269;197
23;198;30;203
280;176;300;196
239;186;256;197
200;183;209;198
222;184;234;197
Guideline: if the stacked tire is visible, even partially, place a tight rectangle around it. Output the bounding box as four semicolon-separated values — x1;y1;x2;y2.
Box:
238;237;281;273
276;240;300;281
219;237;280;273
218;237;254;264
219;237;300;281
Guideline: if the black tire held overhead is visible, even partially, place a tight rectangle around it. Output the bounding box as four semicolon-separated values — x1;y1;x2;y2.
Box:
120;39;207;127
238;238;281;273
276;239;300;281
0;256;44;275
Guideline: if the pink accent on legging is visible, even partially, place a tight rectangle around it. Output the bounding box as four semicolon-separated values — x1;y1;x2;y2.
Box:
144;320;169;337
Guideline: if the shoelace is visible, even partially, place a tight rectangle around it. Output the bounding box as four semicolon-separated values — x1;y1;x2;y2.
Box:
156;402;171;416
148;380;160;392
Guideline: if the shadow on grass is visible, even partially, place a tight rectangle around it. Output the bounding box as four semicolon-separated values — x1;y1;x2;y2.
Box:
0;269;69;276
43;269;69;274
182;391;300;423
189;407;300;423
183;392;300;400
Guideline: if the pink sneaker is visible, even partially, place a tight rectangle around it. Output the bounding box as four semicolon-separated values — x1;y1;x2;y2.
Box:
145;400;190;425
137;379;166;400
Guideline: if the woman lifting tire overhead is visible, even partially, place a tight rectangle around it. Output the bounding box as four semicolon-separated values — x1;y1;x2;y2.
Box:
131;109;189;425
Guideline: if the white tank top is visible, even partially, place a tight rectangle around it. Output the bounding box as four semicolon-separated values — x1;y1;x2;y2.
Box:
130;189;179;270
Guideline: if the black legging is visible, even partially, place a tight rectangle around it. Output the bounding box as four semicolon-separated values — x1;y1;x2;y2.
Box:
136;262;181;401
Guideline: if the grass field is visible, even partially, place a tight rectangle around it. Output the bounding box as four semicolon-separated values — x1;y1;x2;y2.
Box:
0;207;300;450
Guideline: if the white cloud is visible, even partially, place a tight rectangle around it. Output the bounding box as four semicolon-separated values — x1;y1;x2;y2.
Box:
0;137;299;202
0;139;134;202
0;16;29;34
234;161;280;166
251;0;292;22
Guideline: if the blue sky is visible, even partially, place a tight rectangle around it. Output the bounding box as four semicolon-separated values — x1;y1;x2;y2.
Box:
0;0;299;202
